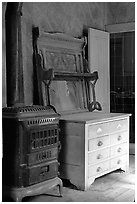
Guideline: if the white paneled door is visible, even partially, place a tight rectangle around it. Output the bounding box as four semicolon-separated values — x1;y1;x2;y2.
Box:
88;28;110;113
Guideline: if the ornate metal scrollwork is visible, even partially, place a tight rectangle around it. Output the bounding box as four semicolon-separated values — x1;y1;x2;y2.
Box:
87;72;102;112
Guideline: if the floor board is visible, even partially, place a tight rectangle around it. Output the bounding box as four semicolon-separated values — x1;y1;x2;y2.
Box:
24;155;135;202
3;155;135;202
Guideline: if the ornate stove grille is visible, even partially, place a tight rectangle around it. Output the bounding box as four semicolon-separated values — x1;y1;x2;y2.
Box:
30;128;58;151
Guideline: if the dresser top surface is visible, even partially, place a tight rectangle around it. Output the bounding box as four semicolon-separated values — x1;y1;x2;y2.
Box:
60;111;131;124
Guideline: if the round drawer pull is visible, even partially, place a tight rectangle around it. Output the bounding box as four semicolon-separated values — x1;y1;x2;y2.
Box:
117;147;122;152
117;159;121;164
96;167;102;172
98;141;103;146
117;135;122;141
97;154;102;159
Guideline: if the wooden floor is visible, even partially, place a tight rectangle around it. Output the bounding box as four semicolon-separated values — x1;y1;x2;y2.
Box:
22;155;135;202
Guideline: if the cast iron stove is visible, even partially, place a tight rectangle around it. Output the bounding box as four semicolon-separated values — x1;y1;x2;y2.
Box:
2;105;63;201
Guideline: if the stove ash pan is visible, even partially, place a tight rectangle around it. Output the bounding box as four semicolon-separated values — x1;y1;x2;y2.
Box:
2;105;61;188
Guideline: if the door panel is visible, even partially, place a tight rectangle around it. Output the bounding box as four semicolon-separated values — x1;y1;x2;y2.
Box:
88;28;110;113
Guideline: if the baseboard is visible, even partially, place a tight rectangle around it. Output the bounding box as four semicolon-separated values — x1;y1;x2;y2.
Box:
129;143;135;155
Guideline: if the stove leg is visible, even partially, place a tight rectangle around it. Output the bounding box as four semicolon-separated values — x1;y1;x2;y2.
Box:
13;194;22;202
3;186;23;202
3;177;63;201
58;179;63;197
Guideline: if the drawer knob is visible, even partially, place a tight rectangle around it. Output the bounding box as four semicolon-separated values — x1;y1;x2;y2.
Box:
117;160;121;164
97;127;102;134
98;141;103;146
117;147;122;152
96;167;102;172
117;135;122;141
117;124;122;129
97;154;102;159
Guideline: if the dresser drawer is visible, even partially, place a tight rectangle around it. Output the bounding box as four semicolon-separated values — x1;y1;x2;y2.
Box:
88;122;108;138
88;161;109;178
88;147;110;165
110;143;127;157
110;154;127;169
88;135;110;151
108;119;128;133
110;131;128;145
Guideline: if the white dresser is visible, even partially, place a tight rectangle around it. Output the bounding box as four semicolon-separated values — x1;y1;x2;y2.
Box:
59;112;130;190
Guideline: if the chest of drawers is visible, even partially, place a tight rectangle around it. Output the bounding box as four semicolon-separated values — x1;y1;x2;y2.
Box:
59;112;130;190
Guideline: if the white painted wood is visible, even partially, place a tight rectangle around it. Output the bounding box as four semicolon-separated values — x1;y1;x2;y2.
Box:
110;154;127;169
88;160;110;177
59;112;130;190
105;22;135;33
84;124;89;191
88;122;108;138
110;131;128;144
110;142;127;157
88;28;110;113
88;147;110;165
60;111;131;124
88;135;110;151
